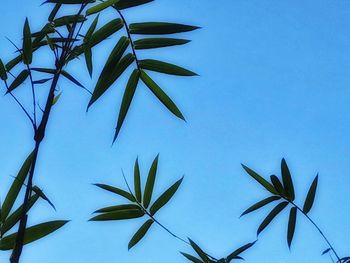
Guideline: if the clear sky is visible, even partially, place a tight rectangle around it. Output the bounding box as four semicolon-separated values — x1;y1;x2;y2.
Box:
0;1;349;262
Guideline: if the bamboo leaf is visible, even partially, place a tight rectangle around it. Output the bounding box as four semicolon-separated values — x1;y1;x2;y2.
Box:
180;252;203;263
140;59;197;76
241;164;278;195
287;207;297;249
7;70;29;93
149;176;183;216
84;47;93;77
1;152;33;221
0;220;68;251
94;204;140;213
257;201;289;235
89;209;144;221
48;4;61;22
188;239;209;262
86;0;119;16
32;186;56;210
303;174;318;214
114;69;140;141
52;92;62;106
115;0;154;10
94;183;135;202
31;68;56;74
22;18;32;65
130;22;200;35
134;38;190;50
241;196;281;217
53;15;86;27
281;158;295;201
61;70;85;89
44;0;95;5
226;241;256;262
128;219;154;250
0;59;7;80
90;19;123;47
134;157;142;203
140;70;185;120
142;155;158;208
270;175;285;196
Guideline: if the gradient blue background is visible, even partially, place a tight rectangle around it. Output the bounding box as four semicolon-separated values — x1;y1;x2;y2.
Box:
0;1;349;262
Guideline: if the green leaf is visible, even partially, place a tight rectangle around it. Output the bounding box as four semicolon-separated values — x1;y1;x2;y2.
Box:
7;70;29;93
22;18;32;65
188;239;209;262
150;176;183;216
85;15;99;42
52;92;62;106
31;68;56;74
130;22;200;35
6;56;22;71
257;201;289;235
303;174;318;214
142;155;159;208
134;38;190;50
32;186;56;210
281;158;295;201
94;183;135;202
94;204;140;213
0;220;68;251
115;0;154;10
134;158;142;203
140;70;185;120
90;19;124;47
48;4;61;22
240;196;281;217
0;59;7;80
53;15;86;27
89;209;144;221
88;37;132;108
61;70;85;89
44;0;95;5
128;219;154;250
114;69;140;141
87;0;119;15
226;241;256;262
1;194;39;235
140;59;197;76
241;164;278;195
1;152;33;221
84;16;99;77
287;207;297;249
180;252;203;263
84;47;93;77
270;175;285;196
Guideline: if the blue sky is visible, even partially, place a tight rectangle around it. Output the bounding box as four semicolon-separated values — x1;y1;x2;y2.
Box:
0;0;350;262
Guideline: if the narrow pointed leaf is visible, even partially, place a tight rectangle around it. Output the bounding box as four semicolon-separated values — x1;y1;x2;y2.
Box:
134;158;142;202
142;155;158;208
94;183;135;202
48;4;61;22
115;0;154;10
241;164;278;195
128;219;154;249
140;59;197;76
53;15;85;27
257;201;289;235
84;47;93;77
134;38;190;50
303;175;318;214
32;186;56;210
241;196;281;217
33;78;52;85
227;241;256;262
188;239;208;262
150;176;183;215
270;175;285;196
1;152;33;221
7;70;29;93
31;68;56;74
180;252;203;263
61;70;85;88
52;92;62;106
22;18;32;64
87;0;119;16
0;59;7;80
89;209;144;221
130;22;200;35
85;15;99;41
287;207;297;248
0;220;68;251
281;158;295;200
90;19;123;47
322;248;331;255
94;204;140;213
140;70;185;120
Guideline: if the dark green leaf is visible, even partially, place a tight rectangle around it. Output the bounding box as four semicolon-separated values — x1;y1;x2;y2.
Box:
84;47;93;77
33;78;52;85
322;248;331;255
241;196;281;217
0;59;7;80
48;4;61;22
1;152;33;221
94;204;140;213
114;69;140;141
0;220;68;251
6;56;22;71
270;175;285;196
140;59;197;76
142;155;158;208
128;219;154;249
84;16;99;77
140;70;185;120
257;201;289;235
7;70;29;93
61;70;85;89
22;18;32;65
134;38;190;50
241;164;278;195
226;241;256;262
180;252;203;263
130;22;200;35
89;209;144;221
150;176;183;215
53;15;86;27
134;157;142;202
94;183;135;202
188;239;209;262
44;0;95;5
281;158;295;200
31;68;56;74
303;174;318;214
52;92;62;106
287;207;297;249
90;19;123;47
86;0;119;16
115;0;154;10
32;186;56;210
